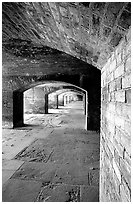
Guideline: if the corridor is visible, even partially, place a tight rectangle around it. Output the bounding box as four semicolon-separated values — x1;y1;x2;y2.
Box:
2;2;131;202
2;101;100;202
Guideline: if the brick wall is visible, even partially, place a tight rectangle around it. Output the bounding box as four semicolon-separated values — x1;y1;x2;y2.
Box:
100;29;131;202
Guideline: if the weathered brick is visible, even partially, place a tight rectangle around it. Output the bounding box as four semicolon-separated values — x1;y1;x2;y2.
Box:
107;102;115;113
114;63;124;79
110;52;115;63
2;90;13;116
115;90;125;102
115;37;125;56
112;170;121;196
106;112;115;124
2;79;14;91
108;137;115;155
120;181;131;202
125;89;131;104
100;24;131;204
115;77;122;91
109;81;115;92
125;42;131;57
122;74;131;89
110;92;115;102
106;71;114;83
102;85;108;94
123;150;131;166
108;131;114;144
114;138;124;158
101;93;104;101
120;131;131;154
105;143;113;161
104;92;110;101
114;148;120;167
122;104;131;120
126;29;131;42
124;120;131;138
115;127;121;144
101;74;105;87
112;158;121;183
115;102;122;116
101;64;106;75
119;158;131;188
105;66;110;77
124;56;131;73
116;53;122;66
108;93;111;102
109;59;116;73
115;115;124;130
107;122;115;136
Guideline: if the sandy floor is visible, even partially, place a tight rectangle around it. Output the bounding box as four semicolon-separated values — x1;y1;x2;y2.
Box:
2;101;100;202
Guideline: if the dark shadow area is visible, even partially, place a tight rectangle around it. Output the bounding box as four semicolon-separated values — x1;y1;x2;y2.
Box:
14;123;43;130
13;91;24;128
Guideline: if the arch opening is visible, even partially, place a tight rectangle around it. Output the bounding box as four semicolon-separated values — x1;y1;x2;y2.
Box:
13;80;88;130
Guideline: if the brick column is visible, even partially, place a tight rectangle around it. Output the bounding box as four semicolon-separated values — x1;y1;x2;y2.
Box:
56;95;58;109
85;92;89;130
83;94;86;115
64;95;67;106
66;95;69;104
44;94;48;114
2;90;14;128
13;91;24;127
86;81;101;131
59;94;64;106
69;95;71;103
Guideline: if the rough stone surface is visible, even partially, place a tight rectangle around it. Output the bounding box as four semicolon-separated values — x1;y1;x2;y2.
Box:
2;170;17;186
2;101;100;202
2;179;42;202
2;2;130;69
36;184;81;202
2;159;24;170
80;186;99;202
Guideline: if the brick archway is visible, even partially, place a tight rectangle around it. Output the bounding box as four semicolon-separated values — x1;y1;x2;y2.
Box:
13;80;88;129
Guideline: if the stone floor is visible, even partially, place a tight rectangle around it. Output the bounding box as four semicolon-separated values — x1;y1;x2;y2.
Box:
2;101;100;202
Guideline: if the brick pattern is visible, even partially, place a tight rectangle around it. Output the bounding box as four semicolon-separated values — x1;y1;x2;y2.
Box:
100;29;131;202
2;2;131;69
2;47;95;77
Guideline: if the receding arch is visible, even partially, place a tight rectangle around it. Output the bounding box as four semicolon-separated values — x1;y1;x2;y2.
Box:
48;88;84;110
13;79;88;129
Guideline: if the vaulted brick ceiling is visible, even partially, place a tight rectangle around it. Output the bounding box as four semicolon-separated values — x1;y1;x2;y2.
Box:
2;2;131;69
